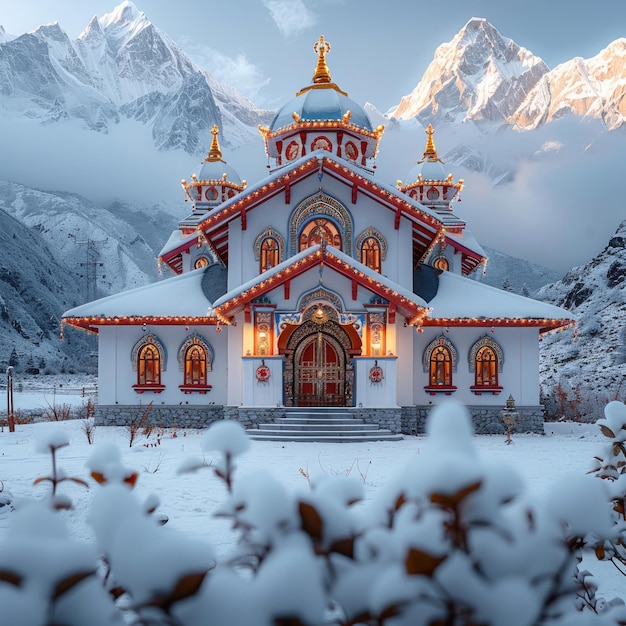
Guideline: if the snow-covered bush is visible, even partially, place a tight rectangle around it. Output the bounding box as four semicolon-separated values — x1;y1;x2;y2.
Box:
2;403;626;625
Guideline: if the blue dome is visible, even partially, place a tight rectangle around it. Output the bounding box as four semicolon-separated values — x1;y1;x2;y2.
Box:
196;159;243;185
270;87;373;132
406;159;447;183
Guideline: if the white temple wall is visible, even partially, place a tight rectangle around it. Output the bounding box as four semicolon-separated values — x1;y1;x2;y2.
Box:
97;324;228;406
235;177;418;291
395;322;415;406
412;327;540;407
242;356;284;406
227;312;245;406
354;357;398;407
228;217;244;292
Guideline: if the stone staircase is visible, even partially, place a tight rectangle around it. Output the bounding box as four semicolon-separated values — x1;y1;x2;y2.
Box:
247;407;403;442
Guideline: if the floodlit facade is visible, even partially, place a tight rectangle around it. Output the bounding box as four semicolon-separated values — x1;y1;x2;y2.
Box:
62;37;575;434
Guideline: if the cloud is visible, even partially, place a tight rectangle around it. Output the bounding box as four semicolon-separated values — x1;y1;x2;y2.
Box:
178;39;272;105
262;0;317;38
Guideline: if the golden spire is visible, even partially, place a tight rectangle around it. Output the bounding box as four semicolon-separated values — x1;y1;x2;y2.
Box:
312;35;332;84
418;123;444;164
296;35;347;97
205;124;223;162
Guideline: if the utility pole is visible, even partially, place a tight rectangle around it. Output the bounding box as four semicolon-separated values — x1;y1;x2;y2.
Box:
68;235;107;301
6;366;14;432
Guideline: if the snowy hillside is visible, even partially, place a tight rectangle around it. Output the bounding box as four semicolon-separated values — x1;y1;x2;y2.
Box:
0;207;95;373
537;220;626;419
476;246;563;295
0;180;183;372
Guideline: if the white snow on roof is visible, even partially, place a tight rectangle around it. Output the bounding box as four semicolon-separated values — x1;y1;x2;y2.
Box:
159;151;484;259
63;266;213;319
158;229;185;258
212;244;430;310
446;229;486;259
429;271;575;320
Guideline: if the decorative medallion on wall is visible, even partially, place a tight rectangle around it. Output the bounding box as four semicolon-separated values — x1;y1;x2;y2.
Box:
256;360;271;384
369;361;384;384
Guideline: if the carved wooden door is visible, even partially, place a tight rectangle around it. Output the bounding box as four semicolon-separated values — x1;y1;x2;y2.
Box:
294;332;345;406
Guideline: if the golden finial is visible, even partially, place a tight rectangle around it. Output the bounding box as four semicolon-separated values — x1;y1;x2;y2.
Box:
205;124;223;162
313;35;332;84
296;35;347;97
418;123;444;164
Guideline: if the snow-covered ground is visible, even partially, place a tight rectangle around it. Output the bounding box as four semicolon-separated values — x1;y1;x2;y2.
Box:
0;374;97;412
0;394;623;607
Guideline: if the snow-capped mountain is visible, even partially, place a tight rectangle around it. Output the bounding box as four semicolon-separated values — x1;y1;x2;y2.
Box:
387;18;550;128
0;5;623;384
537;220;626;419
0;1;271;152
387;18;626;133
508;39;626;130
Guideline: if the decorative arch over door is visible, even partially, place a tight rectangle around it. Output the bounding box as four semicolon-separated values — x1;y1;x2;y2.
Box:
281;305;357;407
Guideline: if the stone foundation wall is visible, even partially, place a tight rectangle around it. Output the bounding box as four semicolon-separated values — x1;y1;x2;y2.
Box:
401;405;545;435
94;405;287;430
93;404;543;436
224;406;285;429
353;407;401;433
94;405;225;429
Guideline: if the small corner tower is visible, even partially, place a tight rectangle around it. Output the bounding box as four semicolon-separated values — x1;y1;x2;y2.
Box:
398;124;464;213
181;124;247;217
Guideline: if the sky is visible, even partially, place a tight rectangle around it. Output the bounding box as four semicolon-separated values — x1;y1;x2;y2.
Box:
2;0;626;111
0;0;625;273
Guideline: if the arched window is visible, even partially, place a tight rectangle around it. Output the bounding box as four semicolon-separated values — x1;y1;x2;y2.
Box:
254;227;285;273
178;334;214;394
423;335;457;395
469;336;504;394
356;228;387;272
475;345;498;386
184;344;207;386
361;236;381;273
433;256;449;271
138;344;160;386
260;236;280;272
131;333;167;393
430;345;452;387
299;218;342;251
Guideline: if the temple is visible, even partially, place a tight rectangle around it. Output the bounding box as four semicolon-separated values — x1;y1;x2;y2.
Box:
62;36;575;435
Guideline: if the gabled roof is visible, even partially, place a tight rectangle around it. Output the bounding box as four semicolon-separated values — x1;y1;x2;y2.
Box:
211;243;430;324
159;151;486;275
417;270;576;333
61;265;224;333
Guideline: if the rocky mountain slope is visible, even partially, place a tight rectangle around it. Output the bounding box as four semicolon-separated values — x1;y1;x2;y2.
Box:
537;220;626;419
388;17;626;133
0;207;95;373
0;181;181;373
388;18;549;127
0;1;272;153
509;39;626;131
